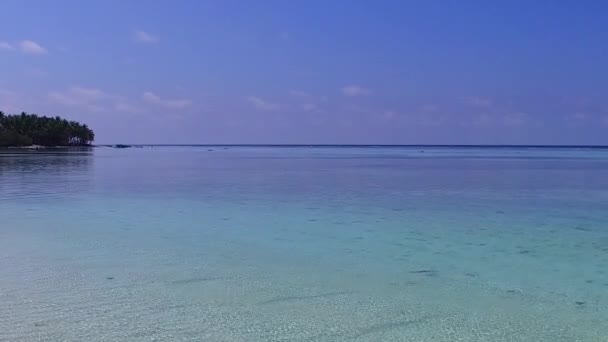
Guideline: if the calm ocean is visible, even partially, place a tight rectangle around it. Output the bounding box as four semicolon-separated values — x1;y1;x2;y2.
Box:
1;146;607;341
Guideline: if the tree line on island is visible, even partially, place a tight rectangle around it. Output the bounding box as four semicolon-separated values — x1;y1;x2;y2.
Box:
0;112;95;147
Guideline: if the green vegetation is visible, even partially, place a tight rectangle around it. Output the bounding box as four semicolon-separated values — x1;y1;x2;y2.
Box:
0;112;94;147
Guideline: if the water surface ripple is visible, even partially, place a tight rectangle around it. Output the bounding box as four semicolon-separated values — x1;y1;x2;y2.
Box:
1;146;607;341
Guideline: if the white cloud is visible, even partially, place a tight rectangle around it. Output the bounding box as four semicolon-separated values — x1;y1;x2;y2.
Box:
342;103;373;114
48;86;148;114
569;112;587;120
142;92;161;103
48;86;107;111
465;96;492;107
246;96;279;111
71;87;105;100
19;40;48;55
563;112;591;124
341;85;371;97
114;102;141;113
290;90;310;97
302;103;317;112
291;90;326;113
503;112;527;126
142;91;191;109
0;42;14;50
133;30;158;44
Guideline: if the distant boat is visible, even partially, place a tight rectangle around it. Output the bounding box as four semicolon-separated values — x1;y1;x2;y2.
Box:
113;144;132;149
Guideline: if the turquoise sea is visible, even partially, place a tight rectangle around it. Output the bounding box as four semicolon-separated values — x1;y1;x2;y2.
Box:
1;146;607;341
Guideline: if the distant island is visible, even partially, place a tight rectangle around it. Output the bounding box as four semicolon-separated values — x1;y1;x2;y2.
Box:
0;112;94;147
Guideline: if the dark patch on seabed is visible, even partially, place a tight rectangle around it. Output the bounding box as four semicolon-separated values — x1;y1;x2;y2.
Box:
258;291;352;305
171;277;223;285
409;269;438;276
350;316;432;339
574;225;592;232
301;314;434;341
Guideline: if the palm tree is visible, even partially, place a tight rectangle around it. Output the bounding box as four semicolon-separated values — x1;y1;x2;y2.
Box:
0;112;95;146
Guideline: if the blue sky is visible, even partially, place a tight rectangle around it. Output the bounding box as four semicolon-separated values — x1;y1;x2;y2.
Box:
1;1;607;144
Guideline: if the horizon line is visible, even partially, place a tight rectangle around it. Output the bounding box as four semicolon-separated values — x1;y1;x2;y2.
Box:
94;144;608;148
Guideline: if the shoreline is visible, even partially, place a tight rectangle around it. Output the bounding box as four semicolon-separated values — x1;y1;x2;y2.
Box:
0;144;140;150
3;144;608;150
1;145;95;149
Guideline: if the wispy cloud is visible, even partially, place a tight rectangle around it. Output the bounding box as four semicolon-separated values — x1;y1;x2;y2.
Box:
0;42;14;51
465;96;492;107
25;67;49;78
341;85;371;97
301;103;317;112
289;90;310;97
133;30;159;44
246;96;279;111
114;102;141;113
20;40;48;55
142;92;161;103
48;86;141;113
142;91;191;108
469;113;493;126
564;112;587;122
48;86;107;111
503;112;527;126
289;90;324;113
0;89;22;112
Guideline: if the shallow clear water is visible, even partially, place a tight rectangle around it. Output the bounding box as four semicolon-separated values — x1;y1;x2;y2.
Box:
1;146;607;341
